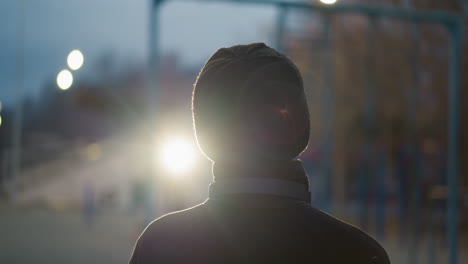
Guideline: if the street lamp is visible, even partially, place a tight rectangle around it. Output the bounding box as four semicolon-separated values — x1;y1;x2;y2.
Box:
67;49;84;70
320;0;337;4
56;69;73;90
158;137;196;176
56;49;83;90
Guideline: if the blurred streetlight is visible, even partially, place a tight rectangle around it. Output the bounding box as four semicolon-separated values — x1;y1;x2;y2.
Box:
56;69;73;90
67;49;84;70
320;0;337;4
158;137;196;176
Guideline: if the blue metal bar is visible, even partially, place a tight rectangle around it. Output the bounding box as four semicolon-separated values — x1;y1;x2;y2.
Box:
427;198;437;264
146;0;164;221
321;13;334;213
358;16;377;233
396;147;409;244
446;20;462;264
375;148;386;240
407;20;422;264
189;0;459;24
275;4;288;53
408;149;423;264
10;0;27;200
364;16;376;132
148;0;163;120
358;155;370;231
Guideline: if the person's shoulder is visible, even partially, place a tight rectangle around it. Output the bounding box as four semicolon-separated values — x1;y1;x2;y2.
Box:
302;206;390;264
143;202;207;237
129;202;208;263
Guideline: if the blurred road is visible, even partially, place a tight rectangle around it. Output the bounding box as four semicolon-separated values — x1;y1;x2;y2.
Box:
0;205;138;264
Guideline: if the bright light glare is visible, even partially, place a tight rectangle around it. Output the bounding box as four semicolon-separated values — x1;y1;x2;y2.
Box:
320;0;337;4
0;115;2;127
67;49;84;70
57;69;73;90
159;138;195;175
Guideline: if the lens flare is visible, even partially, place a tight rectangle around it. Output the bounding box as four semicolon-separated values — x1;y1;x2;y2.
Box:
159;138;195;175
67;49;84;70
57;69;73;90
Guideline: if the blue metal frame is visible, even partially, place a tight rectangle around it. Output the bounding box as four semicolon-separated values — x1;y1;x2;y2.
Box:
149;1;463;263
275;4;288;53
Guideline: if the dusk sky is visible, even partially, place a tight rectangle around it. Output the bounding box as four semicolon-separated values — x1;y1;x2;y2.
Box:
0;0;275;107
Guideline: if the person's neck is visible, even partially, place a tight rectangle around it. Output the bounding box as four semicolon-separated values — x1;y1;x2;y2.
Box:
210;159;310;202
212;159;309;187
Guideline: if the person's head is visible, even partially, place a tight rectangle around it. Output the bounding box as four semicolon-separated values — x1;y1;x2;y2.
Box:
192;43;310;163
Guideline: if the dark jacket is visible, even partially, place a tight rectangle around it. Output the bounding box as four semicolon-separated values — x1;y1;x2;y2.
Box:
129;190;390;264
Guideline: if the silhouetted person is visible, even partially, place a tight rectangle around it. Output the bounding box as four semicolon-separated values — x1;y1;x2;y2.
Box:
130;43;390;264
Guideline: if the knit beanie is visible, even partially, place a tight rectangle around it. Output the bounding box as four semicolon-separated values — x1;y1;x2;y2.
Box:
192;43;310;162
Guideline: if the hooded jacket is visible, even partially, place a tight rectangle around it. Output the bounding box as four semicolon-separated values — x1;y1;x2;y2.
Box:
129;43;390;264
129;168;389;264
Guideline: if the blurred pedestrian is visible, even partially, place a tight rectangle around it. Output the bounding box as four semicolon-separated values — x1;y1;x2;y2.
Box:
130;43;390;264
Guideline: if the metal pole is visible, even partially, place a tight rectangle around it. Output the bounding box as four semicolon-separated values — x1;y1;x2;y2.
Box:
10;0;26;200
144;0;163;222
275;4;288;53
446;20;461;264
364;16;376;139
321;12;334;213
375;148;386;240
406;19;422;264
408;149;423;264
359;15;377;232
149;0;162;101
427;197;437;264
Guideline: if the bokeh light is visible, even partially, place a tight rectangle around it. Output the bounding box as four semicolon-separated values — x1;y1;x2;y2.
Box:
85;143;102;161
56;69;73;90
159;138;196;175
67;49;84;70
320;0;337;4
0;115;2;127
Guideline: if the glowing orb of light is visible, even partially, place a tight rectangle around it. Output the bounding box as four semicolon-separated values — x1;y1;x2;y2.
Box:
320;0;337;4
67;49;84;70
85;143;102;161
159;138;196;175
56;69;73;90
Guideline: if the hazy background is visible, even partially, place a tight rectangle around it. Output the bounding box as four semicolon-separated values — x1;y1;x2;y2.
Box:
1;0;467;263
